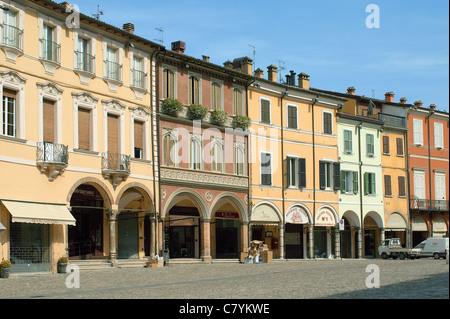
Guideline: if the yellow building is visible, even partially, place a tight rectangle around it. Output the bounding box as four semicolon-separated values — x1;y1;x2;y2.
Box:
0;0;162;273
247;67;345;259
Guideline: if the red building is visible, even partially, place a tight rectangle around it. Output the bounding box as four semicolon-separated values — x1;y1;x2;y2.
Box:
408;102;449;245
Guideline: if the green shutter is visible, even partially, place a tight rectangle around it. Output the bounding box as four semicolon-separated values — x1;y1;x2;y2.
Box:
364;172;369;195
319;161;326;190
333;162;341;190
298;158;306;188
371;173;376;195
286;158;291;187
340;171;346;194
353;171;359;194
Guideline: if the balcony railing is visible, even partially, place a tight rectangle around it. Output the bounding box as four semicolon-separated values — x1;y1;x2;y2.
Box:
1;23;23;51
101;152;130;189
36;142;68;181
378;113;407;129
410;199;449;211
131;69;147;89
104;60;122;82
40;39;61;64
75;51;95;73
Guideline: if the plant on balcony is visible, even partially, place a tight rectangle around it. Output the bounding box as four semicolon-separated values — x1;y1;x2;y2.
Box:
232;115;251;131
161;98;183;117
210;109;229;126
187;104;208;120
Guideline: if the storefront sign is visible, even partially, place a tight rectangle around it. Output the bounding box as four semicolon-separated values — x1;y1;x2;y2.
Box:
315;209;336;227
251;204;280;224
215;212;240;220
286;207;309;224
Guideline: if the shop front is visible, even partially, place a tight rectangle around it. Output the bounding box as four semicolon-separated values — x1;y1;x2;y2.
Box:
285;206;310;259
214;212;240;259
385;213;408;247
250;203;282;259
314;207;337;259
165;207;200;259
412;216;428;246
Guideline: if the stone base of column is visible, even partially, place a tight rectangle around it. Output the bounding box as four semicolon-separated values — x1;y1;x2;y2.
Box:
201;256;212;263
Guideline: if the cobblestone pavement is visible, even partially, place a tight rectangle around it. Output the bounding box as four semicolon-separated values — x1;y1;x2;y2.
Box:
0;259;448;300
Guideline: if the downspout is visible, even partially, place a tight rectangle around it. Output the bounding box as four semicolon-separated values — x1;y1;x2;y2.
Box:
406;112;413;247
427;110;434;236
245;78;255;249
311;96;319;259
280;89;287;260
358;121;363;258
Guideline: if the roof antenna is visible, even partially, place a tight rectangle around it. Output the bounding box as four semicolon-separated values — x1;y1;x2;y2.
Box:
92;5;104;20
154;27;164;45
278;59;286;83
248;44;256;72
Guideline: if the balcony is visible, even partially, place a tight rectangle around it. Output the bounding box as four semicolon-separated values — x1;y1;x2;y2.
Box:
1;23;23;61
39;39;61;73
410;199;449;211
101;153;130;189
378;113;407;129
36;142;68;181
74;51;95;84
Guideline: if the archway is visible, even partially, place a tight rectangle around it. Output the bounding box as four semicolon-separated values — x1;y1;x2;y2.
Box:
363;211;383;258
385;213;408;246
412;216;428;246
341;210;360;258
285;204;312;259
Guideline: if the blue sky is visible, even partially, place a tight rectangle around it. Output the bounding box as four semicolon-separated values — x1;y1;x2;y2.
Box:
73;0;449;111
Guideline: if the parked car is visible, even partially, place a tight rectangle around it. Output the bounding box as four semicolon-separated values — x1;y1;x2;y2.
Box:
378;238;417;260
413;237;449;259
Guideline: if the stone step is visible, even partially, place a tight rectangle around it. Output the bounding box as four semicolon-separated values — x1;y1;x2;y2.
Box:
68;260;113;271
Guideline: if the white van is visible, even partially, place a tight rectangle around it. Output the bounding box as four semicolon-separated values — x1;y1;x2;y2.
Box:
413;238;449;259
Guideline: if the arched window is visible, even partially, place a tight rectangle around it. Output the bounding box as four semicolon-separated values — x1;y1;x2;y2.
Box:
211;82;222;110
233;88;243;116
211;139;224;173
234;142;245;175
162;68;175;99
162;130;177;167
189;76;200;105
190;134;202;170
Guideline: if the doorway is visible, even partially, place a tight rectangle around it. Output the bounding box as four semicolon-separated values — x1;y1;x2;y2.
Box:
118;212;139;259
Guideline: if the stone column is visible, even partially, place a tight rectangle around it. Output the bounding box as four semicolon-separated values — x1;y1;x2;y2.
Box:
200;218;212;263
335;228;341;259
240;221;249;252
380;228;385;242
279;223;285;260
308;224;314;259
358;228;363;258
107;208;118;266
148;212;156;258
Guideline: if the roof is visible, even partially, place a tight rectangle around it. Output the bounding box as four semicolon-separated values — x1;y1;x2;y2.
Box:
337;112;384;126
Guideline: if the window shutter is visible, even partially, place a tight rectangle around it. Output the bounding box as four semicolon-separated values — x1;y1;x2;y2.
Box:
344;130;352;153
333;162;341;190
261;100;270;123
396;138;403;155
134;121;144;155
384;175;392;196
319;161;326;190
107;114;119;155
298;158;306;188
78;108;91;150
383;136;389;154
286;158;291;187
364;173;369;195
323;113;332;134
43;99;55;143
398;176;405;197
340;171;346;194
371;174;376;195
353;171;359;195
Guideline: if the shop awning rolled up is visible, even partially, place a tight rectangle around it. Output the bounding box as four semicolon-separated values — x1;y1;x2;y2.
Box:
385;213;407;231
1;200;76;226
251;204;280;225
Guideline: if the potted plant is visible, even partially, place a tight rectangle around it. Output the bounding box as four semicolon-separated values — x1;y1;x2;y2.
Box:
161;98;183;117
187;104;208;120
57;256;68;274
232;115;251;131
210;109;229;126
0;260;11;278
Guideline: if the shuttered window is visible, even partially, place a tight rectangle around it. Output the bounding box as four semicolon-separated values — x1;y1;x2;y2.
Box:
211;82;222;110
78;108;91;150
382;135;389;154
234;144;245;175
366;134;375;157
189;76;200;105
2;88;17;137
384;175;392;196
396;138;404;156
434;122;443;149
364;172;376;195
163;133;176;167
134;120;144;159
298;158;306;188
261;152;272;186
344;130;352;154
260;99;270;124
107;114;119;155
162;68;175;99
43;99;55;143
398;176;406;197
233;88;243;116
413;118;423;145
323;112;332;134
287;105;297;129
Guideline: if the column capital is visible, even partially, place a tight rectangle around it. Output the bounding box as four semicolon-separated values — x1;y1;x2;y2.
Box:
106;209;119;220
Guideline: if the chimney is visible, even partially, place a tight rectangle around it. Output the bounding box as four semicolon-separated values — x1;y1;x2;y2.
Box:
241;57;253;76
289;70;296;86
254;68;264;79
400;97;407;104
123;23;135;34
223;60;233;69
267;65;278;82
385;91;395;102
414;100;423;108
429;104;436;111
347;87;356;95
171;41;186;54
298;72;310;90
202;55;210;62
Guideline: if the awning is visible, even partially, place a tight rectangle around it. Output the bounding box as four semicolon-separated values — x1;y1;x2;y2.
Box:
1;200;76;226
251;204;280;225
385;213;407;230
412;216;427;232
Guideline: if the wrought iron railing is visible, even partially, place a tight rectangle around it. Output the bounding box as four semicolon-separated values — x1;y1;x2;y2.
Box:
378;113;407;129
36;142;68;164
1;23;23;51
131;69;147;89
104;60;122;82
410;199;449;211
75;51;95;73
40;38;60;63
101;152;130;172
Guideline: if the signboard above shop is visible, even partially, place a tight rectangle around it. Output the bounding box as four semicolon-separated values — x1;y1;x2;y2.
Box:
315;208;336;227
286;206;309;224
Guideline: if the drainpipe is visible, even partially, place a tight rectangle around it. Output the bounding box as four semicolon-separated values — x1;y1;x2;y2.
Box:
311;96;319;259
357;121;363;258
245;78;255;249
280;89;288;260
427;110;434;237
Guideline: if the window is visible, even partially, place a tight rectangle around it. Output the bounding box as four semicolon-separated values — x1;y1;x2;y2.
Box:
366;133;375;157
413;170;425;199
398;176;406;197
260;98;270;124
2;8;22;50
162;130;177;167
319;161;340;190
162;68;175;99
323;111;332;134
189;76;200;105
396;138;404;156
413;118;423;146
434;122;444;149
234;142;245;176
233;88;243;116
341;171;358;194
133;120;144;159
287;157;306;188
78;107;91;150
105;46;121;82
287;105;297;129
190;134;202;170
384;175;392;196
364;172;376;195
75;37;94;73
131;56;146;89
382;136;389;154
43;99;55;143
211;139;224;173
73;92;98;152
1;88;16;137
211;82;222;110
343;129;353;154
260;152;272;186
41;24;59;63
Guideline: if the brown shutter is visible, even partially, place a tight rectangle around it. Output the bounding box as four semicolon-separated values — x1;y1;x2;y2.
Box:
107;114;119;155
384;175;392;196
383;136;389;154
78;108;91;150
398;176;406;197
396;138;403;156
134;120;144;150
2;88;17;98
43;99;55;143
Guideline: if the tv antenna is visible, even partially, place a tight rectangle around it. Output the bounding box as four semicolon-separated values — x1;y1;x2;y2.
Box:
248;44;256;71
372;89;375;98
278;59;286;83
154;27;164;45
92;5;104;20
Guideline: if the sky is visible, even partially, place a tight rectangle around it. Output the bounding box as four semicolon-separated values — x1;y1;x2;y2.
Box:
72;0;449;112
